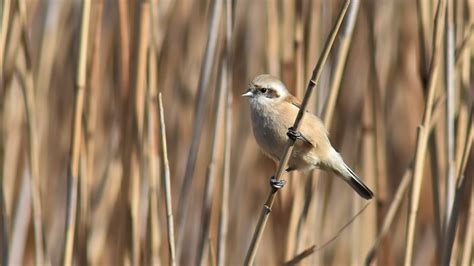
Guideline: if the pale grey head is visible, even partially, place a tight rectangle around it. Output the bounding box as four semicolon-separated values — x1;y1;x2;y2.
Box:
242;74;289;105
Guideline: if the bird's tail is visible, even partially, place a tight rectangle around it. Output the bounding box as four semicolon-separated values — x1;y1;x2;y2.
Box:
340;162;374;200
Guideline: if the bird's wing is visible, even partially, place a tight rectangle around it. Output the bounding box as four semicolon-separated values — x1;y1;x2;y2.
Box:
286;95;303;109
284;95;329;148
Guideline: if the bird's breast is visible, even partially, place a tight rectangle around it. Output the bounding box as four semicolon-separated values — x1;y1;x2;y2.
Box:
249;104;290;160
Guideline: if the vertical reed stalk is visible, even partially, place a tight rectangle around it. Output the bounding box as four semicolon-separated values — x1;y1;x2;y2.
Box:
147;14;162;265
176;0;223;256
63;0;92;265
82;1;104;263
441;109;473;264
404;0;446;265
365;167;413;264
0;0;9;253
0;0;12;77
460;189;473;266
158;93;176;266
443;0;455;233
459;8;472;265
217;77;231;266
131;4;150;265
323;0;359;129
8;171;30;266
0;98;6;265
294;0;305;98
16;0;47;263
196;56;226;266
244;1;350;264
217;1;232;264
416;0;430;80
265;0;280;77
285;0;307;259
116;0;133;262
366;1;391;262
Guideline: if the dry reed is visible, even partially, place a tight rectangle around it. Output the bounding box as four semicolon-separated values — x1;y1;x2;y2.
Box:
63;0;92;264
158;93;176;266
404;0;446;264
16;0;47;263
176;0;223;258
147;12;162;266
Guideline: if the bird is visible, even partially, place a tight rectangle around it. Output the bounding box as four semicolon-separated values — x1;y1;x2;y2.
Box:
242;74;374;200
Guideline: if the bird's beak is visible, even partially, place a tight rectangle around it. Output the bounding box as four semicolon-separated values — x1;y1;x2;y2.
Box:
242;90;253;98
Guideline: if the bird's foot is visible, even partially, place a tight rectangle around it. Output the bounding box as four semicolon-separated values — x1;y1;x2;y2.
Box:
287;127;307;142
270;176;286;190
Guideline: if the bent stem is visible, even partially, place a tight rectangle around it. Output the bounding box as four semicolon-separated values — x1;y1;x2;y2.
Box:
243;1;351;264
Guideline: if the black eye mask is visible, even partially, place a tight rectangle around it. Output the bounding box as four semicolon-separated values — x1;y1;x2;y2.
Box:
256;87;279;98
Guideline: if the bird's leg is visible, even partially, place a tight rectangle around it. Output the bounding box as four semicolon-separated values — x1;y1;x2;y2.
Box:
269;176;286;189
287;127;310;144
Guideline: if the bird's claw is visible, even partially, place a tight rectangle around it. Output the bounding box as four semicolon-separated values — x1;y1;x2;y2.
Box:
270;176;286;190
287;127;304;141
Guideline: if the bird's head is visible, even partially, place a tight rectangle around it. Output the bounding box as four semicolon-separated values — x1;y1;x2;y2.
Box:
242;74;289;106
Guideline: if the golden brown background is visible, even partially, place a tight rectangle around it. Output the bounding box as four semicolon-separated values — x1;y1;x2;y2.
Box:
0;0;472;265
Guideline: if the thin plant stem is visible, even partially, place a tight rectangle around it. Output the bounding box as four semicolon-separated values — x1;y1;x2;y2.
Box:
244;1;351;264
217;69;232;266
63;0;92;265
416;0;430;81
130;4;150;265
217;1;232;264
81;1;104;263
8;171;30;266
16;0;47;263
115;0;134;262
209;238;217;266
460;188;474;266
147;29;162;265
441;109;473;265
176;0;223;257
0;0;12;78
366;0;389;227
443;0;456;236
196;57;226;266
0;12;8;258
284;245;316;266
265;0;280;77
455;24;473;66
404;0;446;264
322;0;360;129
285;0;309;259
0;108;6;265
428;134;443;253
158;93;176;266
365;167;413;265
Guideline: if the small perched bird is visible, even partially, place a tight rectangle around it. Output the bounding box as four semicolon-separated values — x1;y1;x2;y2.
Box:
243;74;374;200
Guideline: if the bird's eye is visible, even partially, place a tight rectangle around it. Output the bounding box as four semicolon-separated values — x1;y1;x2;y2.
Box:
259;88;268;94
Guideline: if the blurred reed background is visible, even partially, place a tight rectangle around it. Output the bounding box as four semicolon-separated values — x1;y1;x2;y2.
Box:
0;0;473;265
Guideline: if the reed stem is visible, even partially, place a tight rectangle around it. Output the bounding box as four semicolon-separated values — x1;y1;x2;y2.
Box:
404;0;446;264
158;93;177;266
176;0;223;257
63;0;92;264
